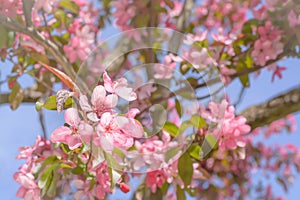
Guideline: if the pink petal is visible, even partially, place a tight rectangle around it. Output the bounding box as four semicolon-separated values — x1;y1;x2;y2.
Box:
115;116;144;138
104;94;118;108
91;85;106;108
100;112;113;127
66;135;82;150
16;187;26;198
100;134;114;151
126;108;140;118
50;126;72;143
103;71;114;93
79;95;93;112
115;87;137;101
65;108;80;127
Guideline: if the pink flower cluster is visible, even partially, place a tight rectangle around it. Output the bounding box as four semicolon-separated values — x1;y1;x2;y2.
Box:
63;25;95;63
52;72;142;152
0;0;22;18
14;136;53;200
251;21;283;66
288;10;300;28
201;100;251;150
154;54;183;79
194;0;248;33
14;136;129;200
63;1;99;63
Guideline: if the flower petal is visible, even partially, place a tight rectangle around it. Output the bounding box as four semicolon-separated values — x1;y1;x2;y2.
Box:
65;108;80;127
91;85;106;108
50;126;72;143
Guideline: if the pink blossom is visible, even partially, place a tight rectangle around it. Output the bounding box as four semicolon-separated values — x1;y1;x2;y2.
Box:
73;179;95;200
154;54;182;79
219;65;236;85
251;39;282;66
271;66;286;82
183;48;215;69
258;21;281;41
146;170;167;193
0;0;22;18
63;26;94;63
50;108;82;150
168;1;183;17
14;172;40;200
115;108;144;138
79;85;118;117
33;0;58;13
201;100;250;150
20;34;45;53
212;28;234;45
73;0;87;7
183;31;207;45
288;10;300;28
95;112;134;151
103;71;137;101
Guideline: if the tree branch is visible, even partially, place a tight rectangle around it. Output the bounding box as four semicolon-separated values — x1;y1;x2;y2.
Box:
22;0;34;28
0;14;87;91
240;85;300;130
0;87;42;105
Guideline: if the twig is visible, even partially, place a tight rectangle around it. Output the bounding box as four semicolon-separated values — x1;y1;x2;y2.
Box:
0;14;88;92
22;0;34;28
233;87;246;109
39;110;47;138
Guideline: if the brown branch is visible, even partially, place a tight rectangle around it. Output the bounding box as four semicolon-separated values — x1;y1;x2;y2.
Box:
22;0;34;28
0;14;87;91
240;85;300;130
0;87;42;105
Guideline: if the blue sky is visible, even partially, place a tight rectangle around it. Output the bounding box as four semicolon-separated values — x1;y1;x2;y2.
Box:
1;30;300;199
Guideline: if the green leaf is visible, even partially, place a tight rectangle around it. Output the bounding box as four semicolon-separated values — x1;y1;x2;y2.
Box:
201;134;217;156
190;115;207;129
179;115;207;133
165;146;180;162
175;99;182;117
38;163;59;190
236;63;250;87
46;172;59;197
189;145;203;161
8;82;24;110
204;134;217;147
71;166;84;175
108;168;121;190
40;156;58;170
59;0;79;14
178;90;196;99
176;186;186;200
42;95;73;111
0;24;8;48
160;182;169;195
178;152;193;187
53;9;67;28
163;121;179;137
113;148;125;160
245;55;253;68
105;152;122;170
242;19;260;34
